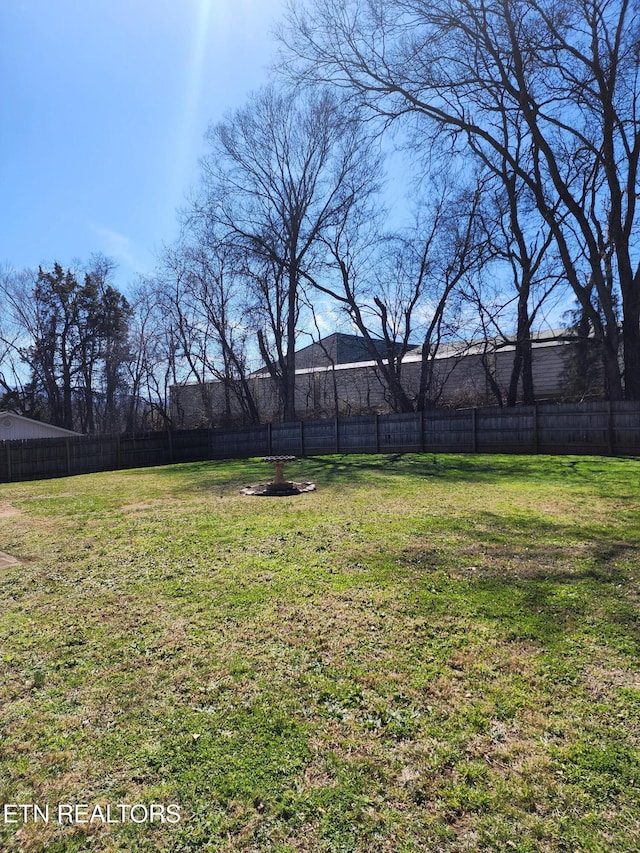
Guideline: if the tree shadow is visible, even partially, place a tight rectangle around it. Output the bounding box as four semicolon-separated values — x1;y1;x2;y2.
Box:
404;509;640;653
151;452;640;496
288;453;640;489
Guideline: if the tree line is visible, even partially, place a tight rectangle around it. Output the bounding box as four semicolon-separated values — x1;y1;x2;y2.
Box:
1;0;638;432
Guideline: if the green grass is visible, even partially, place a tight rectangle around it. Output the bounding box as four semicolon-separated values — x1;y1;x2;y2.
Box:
0;453;638;852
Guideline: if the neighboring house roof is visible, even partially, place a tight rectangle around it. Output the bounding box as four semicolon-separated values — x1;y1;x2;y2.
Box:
407;328;571;359
295;332;418;370
286;329;572;377
0;413;81;440
174;329;571;388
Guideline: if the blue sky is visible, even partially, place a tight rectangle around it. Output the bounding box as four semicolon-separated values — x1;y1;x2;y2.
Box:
0;0;287;292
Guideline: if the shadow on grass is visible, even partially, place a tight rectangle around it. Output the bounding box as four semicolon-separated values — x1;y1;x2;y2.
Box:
304;452;640;488
405;510;640;653
150;458;274;494
152;452;640;494
462;568;640;656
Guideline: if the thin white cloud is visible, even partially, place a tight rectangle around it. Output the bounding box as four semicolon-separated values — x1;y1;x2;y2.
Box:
93;225;138;269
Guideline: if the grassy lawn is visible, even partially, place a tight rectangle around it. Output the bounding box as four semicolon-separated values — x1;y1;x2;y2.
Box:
0;453;638;852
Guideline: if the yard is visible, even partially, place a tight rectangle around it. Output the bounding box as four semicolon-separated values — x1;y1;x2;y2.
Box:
0;453;638;852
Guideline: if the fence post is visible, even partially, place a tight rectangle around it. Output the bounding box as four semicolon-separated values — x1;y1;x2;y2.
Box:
419;410;425;453
166;429;174;464
6;442;11;483
375;414;380;454
300;419;305;456
607;401;614;456
65;439;71;476
335;418;340;454
267;423;273;455
115;435;121;469
471;408;478;453
533;404;539;454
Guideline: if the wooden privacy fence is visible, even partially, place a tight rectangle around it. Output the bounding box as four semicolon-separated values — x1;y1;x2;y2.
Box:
0;401;638;483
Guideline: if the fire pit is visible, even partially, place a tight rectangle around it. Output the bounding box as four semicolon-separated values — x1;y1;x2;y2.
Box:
241;455;316;497
263;455;296;492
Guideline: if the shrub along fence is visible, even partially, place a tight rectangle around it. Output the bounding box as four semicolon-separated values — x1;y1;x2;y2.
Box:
0;401;638;483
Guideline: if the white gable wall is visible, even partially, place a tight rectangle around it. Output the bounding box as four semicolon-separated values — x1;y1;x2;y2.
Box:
0;414;81;440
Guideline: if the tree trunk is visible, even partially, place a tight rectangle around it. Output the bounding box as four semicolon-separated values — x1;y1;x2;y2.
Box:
284;267;298;422
622;286;640;401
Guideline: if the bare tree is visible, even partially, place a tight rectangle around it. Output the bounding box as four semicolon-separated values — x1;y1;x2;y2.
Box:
192;83;378;420
464;169;567;406
123;282;179;432
280;0;640;400
301;174;487;411
157;237;261;426
0;267;38;414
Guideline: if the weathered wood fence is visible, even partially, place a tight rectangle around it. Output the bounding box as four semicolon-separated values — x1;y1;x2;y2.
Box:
0;402;638;483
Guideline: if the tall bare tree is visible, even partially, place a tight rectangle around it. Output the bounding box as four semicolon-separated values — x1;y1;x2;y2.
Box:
156;238;261;426
465;167;566;406
123;282;179;432
0;267;37;414
191;83;378;420
280;0;640;400
302;174;487;411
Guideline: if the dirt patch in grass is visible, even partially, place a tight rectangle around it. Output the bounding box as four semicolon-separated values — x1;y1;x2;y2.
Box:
0;501;21;517
0;501;26;569
584;662;640;699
